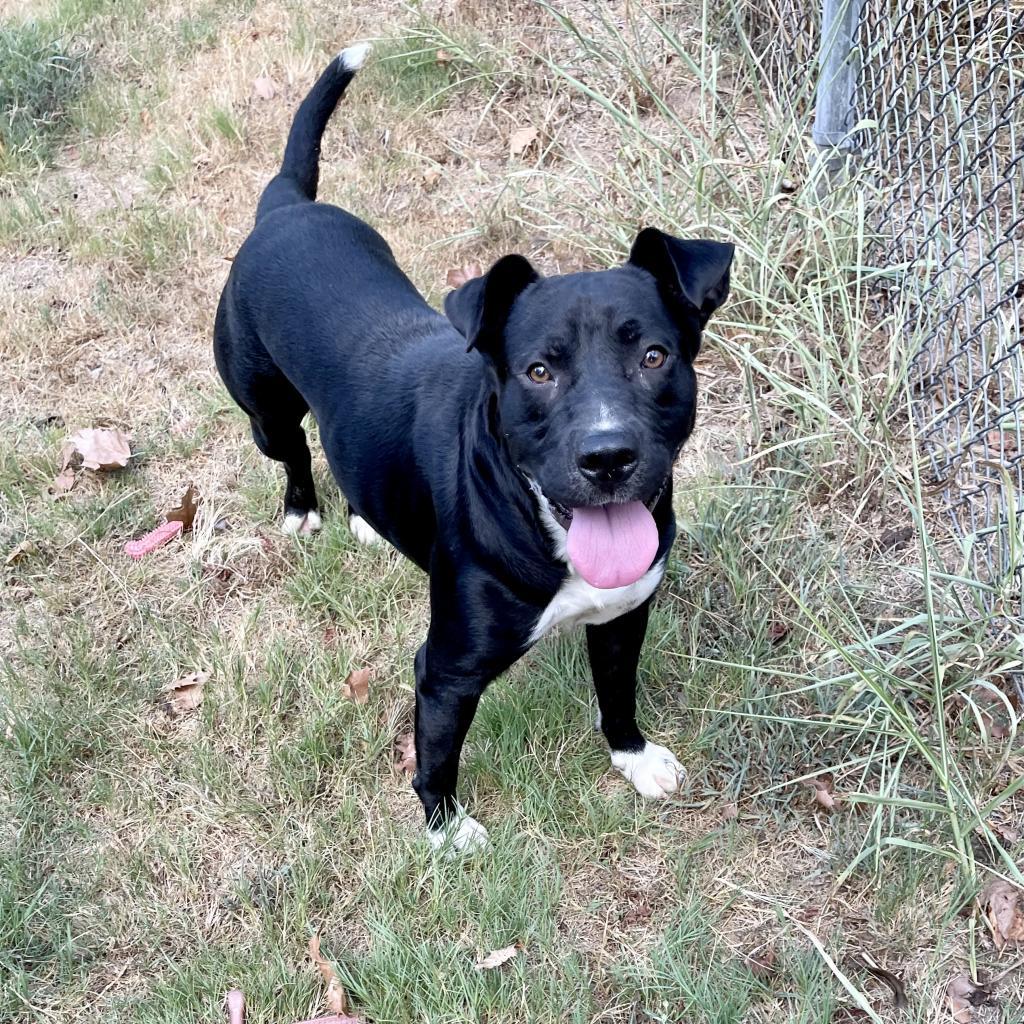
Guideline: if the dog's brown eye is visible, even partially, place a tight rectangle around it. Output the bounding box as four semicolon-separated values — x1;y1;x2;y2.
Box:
527;363;551;384
642;347;667;369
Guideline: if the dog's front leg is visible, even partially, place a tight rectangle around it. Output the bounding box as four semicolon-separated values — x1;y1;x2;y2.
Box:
411;560;527;854
412;643;490;853
586;599;685;799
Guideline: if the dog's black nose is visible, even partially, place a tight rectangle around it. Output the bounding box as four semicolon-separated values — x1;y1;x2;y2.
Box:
577;432;638;485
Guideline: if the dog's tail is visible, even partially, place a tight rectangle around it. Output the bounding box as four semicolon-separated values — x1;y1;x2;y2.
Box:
255;42;370;223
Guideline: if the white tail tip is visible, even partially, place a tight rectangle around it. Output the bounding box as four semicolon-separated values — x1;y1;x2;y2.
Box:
338;42;371;72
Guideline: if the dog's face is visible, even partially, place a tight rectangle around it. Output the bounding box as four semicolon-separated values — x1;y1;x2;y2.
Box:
445;228;733;588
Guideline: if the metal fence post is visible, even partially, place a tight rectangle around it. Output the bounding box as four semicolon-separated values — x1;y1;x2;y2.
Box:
813;0;864;161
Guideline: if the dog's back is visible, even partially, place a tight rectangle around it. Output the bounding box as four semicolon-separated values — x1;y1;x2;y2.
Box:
213;45;478;563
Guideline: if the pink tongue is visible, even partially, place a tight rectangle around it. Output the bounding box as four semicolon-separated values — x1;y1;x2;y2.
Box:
566;501;659;589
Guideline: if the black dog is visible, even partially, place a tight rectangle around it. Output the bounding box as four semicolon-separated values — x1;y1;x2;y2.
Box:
214;47;733;852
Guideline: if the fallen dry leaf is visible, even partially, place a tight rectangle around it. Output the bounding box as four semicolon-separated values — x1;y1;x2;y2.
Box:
5;540;37;566
945;973;990;1022
509;125;538;157
49;463;77;497
980;709;1011;740
394;731;417;775
743;944;777;980
980;879;1024;950
858;955;908;1009
226;989;245;1024
165;483;200;532
165;671;208;714
309;935;347;1015
970;684;1015;741
341;667;371;705
873;525;914;553
69;427;131;471
985;429;1019;458
252;75;278;99
48;442;77;498
446;263;483;289
988;820;1022;847
803;775;840;812
475;943;521;971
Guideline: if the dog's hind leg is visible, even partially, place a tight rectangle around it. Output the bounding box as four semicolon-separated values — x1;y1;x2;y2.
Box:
249;407;320;535
214;296;320;534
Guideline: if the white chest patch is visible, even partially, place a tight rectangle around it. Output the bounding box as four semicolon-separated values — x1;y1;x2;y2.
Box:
529;556;667;644
526;483;666;643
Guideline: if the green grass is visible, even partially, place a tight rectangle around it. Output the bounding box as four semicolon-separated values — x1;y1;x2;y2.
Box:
1;1;1022;1023
361;29;502;115
0;19;89;173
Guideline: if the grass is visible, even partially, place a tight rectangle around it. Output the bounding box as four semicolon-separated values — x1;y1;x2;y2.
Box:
1;0;1022;1022
0;19;88;173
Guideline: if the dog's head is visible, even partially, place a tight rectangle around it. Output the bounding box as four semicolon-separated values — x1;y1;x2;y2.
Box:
445;227;733;589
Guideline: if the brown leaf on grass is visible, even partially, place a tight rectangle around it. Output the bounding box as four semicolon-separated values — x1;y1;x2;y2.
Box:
165;671;208;714
308;936;347;1015
985;429;1019;458
874;525;914;553
980;879;1024;949
340;667;371;705
69;427;131;470
970;684;1014;740
165;484;200;532
741;943;777;980
475;943;521;970
225;989;245;1024
857;956;909;1009
802;775;840;812
49;442;77;498
252;75;278;100
988;820;1022;847
980;710;1011;740
446;263;483;289
509;125;538;157
394;731;417;774
5;540;37;565
945;973;991;1022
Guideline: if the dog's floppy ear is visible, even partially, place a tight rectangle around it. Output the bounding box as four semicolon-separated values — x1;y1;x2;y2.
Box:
444;254;539;360
628;227;734;325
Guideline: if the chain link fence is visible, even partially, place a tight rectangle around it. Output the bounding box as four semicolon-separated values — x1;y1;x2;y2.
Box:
746;0;1024;618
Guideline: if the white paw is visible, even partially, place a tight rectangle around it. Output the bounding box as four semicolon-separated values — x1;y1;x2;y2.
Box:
611;742;685;799
282;510;321;535
427;811;490;856
349;514;383;547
